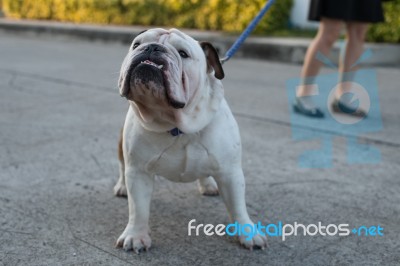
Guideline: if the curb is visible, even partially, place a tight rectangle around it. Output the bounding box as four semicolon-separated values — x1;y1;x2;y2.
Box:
1;19;399;67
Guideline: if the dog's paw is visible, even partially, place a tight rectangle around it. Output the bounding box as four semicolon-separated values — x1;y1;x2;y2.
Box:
113;178;127;197
116;225;151;254
198;176;219;196
239;232;268;250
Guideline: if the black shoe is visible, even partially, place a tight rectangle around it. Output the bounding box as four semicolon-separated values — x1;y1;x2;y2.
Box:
331;99;367;117
293;98;325;118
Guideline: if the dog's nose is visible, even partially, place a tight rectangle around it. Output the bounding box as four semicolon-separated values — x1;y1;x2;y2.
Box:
144;44;166;54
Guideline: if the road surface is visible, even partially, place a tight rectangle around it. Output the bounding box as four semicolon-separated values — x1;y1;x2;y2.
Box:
0;31;399;265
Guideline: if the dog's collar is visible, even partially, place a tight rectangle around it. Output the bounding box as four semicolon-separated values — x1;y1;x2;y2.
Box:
168;128;184;137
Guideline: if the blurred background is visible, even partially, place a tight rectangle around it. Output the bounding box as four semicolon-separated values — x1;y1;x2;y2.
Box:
1;0;399;43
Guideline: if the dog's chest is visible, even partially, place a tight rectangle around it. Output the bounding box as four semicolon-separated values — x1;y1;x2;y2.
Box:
145;137;219;182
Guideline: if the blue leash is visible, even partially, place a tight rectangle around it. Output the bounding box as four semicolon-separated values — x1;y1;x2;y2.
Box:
220;0;276;64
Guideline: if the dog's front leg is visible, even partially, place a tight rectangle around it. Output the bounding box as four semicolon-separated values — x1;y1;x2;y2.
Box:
116;167;154;254
216;169;268;250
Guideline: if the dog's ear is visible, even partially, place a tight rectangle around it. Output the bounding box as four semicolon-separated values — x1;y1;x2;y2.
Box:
200;42;225;80
134;30;147;39
137;30;147;36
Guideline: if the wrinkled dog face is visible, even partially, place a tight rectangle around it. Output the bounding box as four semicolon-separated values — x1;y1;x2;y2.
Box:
119;28;224;130
119;29;192;109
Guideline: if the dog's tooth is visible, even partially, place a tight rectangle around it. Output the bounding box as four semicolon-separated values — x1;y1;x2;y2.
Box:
158;65;163;69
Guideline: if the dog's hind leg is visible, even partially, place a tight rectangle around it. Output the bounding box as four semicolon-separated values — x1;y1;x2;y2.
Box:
114;127;127;197
198;176;219;196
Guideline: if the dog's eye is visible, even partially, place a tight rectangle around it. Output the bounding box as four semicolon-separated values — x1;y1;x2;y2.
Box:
179;50;189;58
132;43;140;49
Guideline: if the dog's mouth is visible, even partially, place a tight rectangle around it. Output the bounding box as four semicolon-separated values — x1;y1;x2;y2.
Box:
121;56;185;109
140;59;164;70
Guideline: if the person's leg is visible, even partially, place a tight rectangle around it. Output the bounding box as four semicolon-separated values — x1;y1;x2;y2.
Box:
294;18;343;117
331;22;369;117
298;18;343;97
336;22;369;98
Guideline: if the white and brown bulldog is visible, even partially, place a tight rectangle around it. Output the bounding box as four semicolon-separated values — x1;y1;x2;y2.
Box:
114;28;267;253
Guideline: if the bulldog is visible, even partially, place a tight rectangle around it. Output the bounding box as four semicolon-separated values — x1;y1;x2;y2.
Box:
114;28;267;253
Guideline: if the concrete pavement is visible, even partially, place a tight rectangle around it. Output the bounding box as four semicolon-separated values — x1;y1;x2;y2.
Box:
0;31;400;265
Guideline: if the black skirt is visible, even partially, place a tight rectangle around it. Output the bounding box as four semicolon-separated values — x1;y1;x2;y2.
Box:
308;0;385;23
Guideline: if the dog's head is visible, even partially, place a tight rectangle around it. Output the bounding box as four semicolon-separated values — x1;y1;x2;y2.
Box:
119;28;224;133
